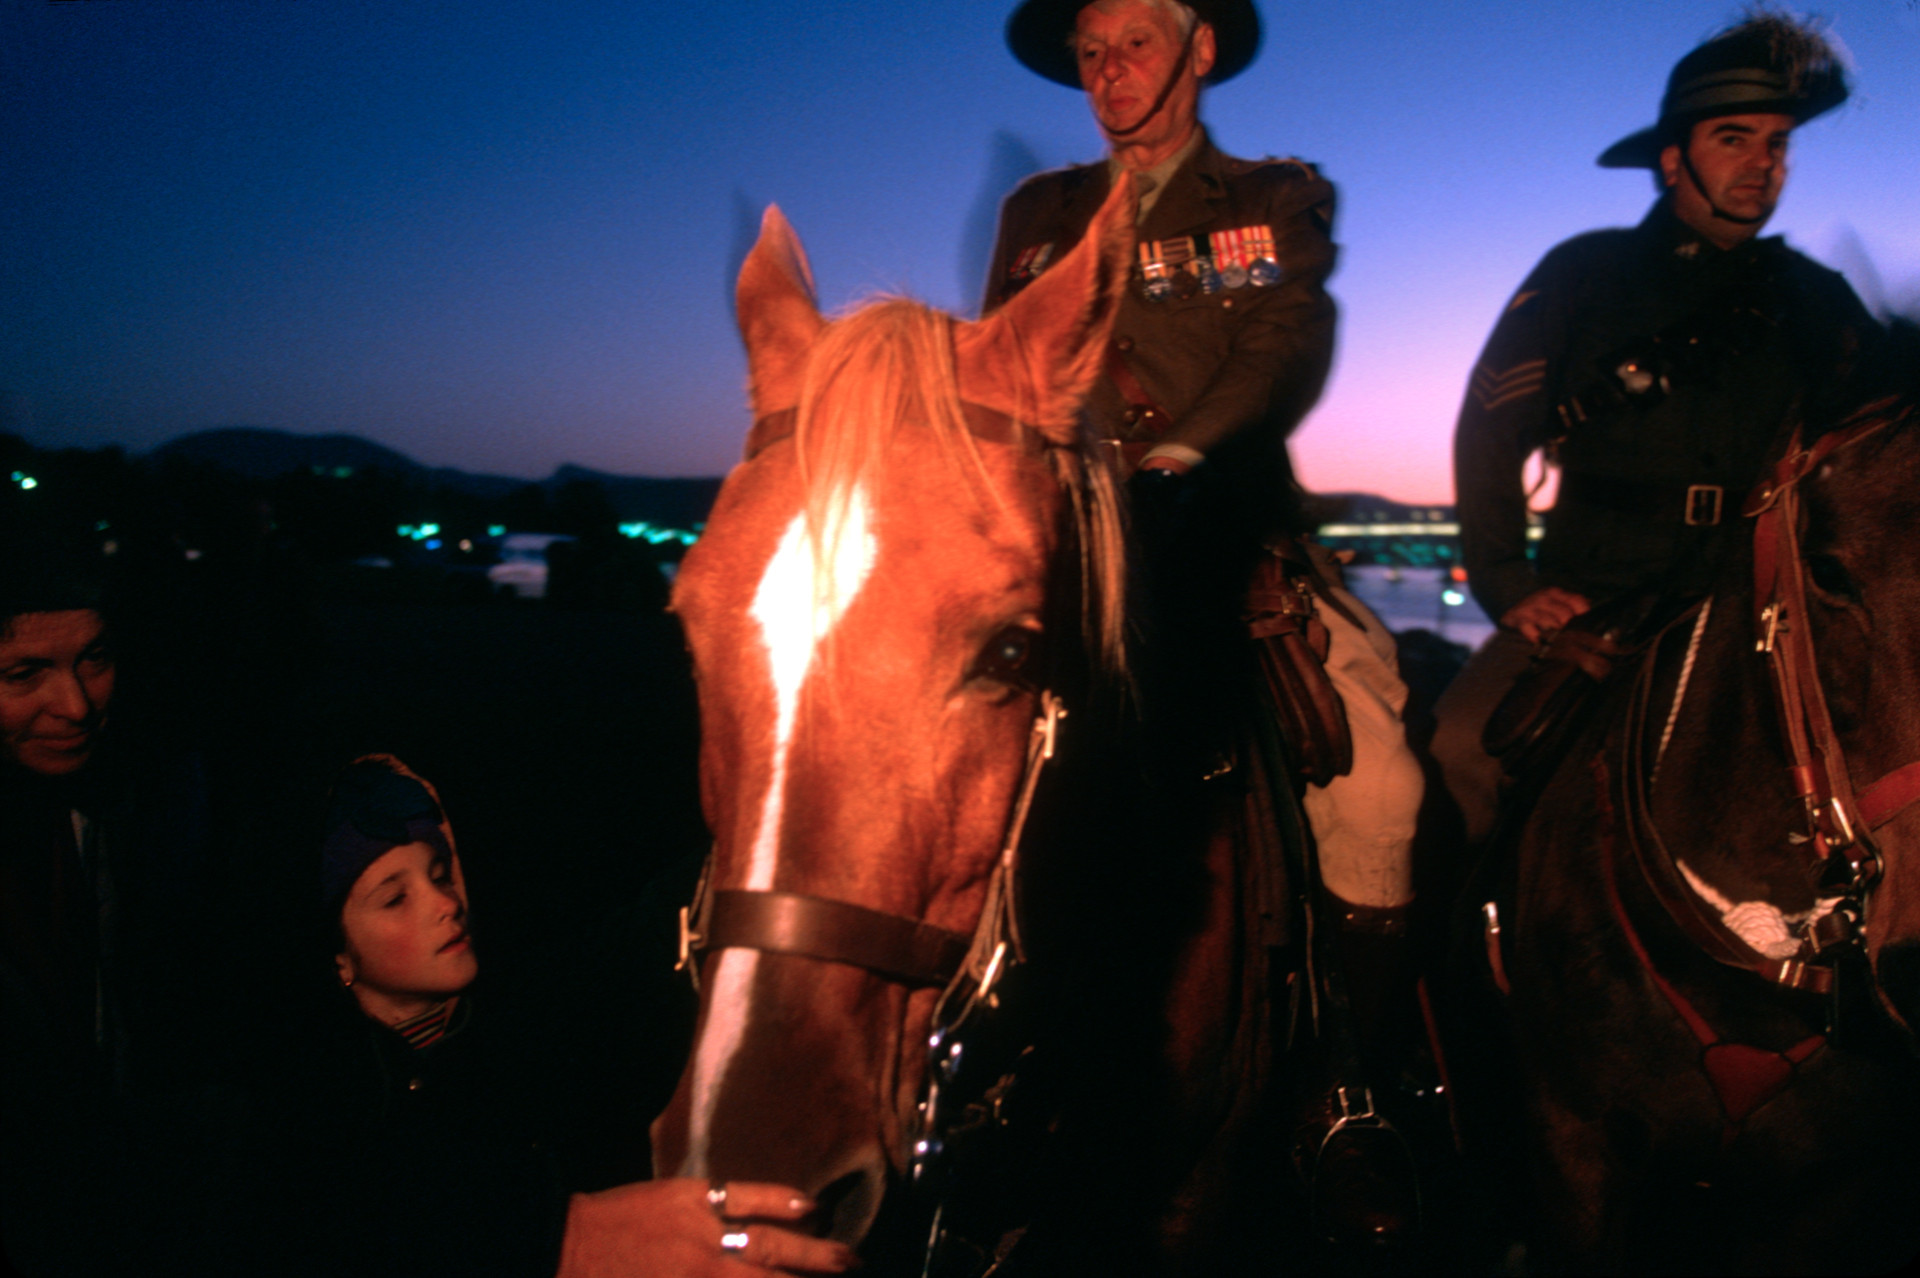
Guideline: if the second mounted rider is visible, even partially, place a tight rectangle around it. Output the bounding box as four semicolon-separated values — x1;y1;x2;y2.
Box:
988;0;1427;1245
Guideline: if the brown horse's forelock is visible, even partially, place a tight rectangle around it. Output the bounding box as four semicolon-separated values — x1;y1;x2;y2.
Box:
788;295;1129;679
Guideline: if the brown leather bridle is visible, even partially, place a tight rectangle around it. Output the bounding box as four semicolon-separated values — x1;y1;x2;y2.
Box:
675;691;1064;1000
674;689;1067;1243
676;397;1079;1216
1612;406;1920;1001
1744;411;1920;970
676;394;1067;1002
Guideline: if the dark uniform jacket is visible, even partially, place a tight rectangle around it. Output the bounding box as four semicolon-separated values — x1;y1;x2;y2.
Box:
983;131;1338;538
1455;197;1878;622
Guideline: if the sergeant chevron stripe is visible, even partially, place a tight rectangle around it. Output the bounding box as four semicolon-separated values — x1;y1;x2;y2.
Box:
1471;358;1546;411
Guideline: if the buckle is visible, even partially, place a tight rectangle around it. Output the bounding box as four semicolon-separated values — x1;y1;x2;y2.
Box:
1685;484;1723;526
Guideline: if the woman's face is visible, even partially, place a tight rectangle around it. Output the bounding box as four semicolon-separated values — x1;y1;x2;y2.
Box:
335;841;478;1022
0;610;115;777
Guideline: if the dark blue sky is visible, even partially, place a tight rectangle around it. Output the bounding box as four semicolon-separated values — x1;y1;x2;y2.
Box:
5;0;1917;499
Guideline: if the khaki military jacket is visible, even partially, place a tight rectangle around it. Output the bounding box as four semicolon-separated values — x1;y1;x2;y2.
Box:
983;131;1338;535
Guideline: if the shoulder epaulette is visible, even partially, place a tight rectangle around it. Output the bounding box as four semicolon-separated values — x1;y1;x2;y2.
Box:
1224;155;1322;183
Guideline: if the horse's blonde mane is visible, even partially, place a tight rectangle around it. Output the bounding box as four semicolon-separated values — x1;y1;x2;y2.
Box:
789;296;1128;677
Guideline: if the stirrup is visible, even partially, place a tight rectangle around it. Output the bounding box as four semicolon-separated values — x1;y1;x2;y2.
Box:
1297;1085;1423;1248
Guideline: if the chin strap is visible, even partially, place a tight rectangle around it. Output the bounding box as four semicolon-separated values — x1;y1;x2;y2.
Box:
1104;20;1200;141
1678;144;1767;227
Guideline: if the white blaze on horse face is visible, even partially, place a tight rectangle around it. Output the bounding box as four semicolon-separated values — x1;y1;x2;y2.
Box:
683;486;878;1170
746;488;878;887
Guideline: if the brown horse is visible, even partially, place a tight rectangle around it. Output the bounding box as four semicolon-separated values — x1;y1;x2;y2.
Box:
650;177;1297;1273
1476;380;1920;1273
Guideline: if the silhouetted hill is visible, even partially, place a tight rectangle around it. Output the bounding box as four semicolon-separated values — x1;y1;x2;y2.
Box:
548;464;722;529
157;427;421;479
155;427;723;525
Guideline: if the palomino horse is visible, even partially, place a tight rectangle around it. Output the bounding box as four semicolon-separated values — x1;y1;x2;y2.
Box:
651;177;1298;1272
1478;377;1920;1272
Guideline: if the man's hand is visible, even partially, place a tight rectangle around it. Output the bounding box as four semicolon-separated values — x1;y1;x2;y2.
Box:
1498;586;1592;644
557;1178;857;1278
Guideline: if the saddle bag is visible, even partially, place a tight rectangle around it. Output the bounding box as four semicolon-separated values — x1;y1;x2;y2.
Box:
1244;538;1353;788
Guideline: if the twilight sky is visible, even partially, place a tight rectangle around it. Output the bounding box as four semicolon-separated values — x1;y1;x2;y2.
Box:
5;0;1917;502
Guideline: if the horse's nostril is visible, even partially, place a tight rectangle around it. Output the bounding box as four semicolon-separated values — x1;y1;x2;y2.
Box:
815;1165;883;1244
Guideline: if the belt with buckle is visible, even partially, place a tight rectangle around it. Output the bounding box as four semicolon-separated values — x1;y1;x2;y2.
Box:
1558;473;1725;527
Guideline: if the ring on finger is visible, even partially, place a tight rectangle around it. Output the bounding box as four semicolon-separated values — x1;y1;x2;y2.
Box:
720;1228;750;1254
707;1180;728;1217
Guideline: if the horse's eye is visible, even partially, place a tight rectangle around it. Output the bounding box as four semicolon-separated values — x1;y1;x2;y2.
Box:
971;626;1042;689
1807;553;1858;603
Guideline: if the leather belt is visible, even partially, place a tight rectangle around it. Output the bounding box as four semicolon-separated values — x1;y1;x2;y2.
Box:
1558;472;1726;526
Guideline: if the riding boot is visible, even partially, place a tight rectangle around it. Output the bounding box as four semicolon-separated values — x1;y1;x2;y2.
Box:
1294;896;1423;1249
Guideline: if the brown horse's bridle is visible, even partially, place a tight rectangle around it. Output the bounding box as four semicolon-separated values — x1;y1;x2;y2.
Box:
677;396;1066;1006
1613;406;1920;1002
675;691;1062;1001
1743;410;1920;976
676;690;1065;1222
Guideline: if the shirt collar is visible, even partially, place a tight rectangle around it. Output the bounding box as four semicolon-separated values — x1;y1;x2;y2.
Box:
1109;126;1206;224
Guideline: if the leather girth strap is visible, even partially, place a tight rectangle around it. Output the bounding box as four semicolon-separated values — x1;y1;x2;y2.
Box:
703;889;970;988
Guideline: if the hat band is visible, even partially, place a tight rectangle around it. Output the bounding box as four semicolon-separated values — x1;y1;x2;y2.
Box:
1662;68;1817;121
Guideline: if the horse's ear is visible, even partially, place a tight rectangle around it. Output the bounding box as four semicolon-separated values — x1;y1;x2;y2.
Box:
955;173;1136;445
737;205;825;420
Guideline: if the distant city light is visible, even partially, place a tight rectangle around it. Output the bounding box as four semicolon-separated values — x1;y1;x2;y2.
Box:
487;525;505;537
1442;589;1466;607
425;538;443;550
1317;521;1461;537
458;539;473;552
618;520;700;546
396;523;442;541
10;471;38;490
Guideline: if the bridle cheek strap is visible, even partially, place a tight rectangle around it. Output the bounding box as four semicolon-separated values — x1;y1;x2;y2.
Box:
1746;417;1914;887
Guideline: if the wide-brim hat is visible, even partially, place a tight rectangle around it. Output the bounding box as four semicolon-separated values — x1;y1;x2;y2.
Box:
1006;0;1261;89
1598;14;1849;169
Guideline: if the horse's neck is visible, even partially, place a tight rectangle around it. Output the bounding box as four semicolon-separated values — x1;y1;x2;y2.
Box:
1647;591;1815;908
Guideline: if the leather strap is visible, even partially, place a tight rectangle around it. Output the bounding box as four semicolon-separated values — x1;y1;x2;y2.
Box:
747;401;1026;460
1747;416;1904;884
1859;760;1920;832
703;889;970;988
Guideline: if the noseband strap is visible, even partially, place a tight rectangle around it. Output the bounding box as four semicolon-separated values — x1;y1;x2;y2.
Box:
677;693;1067;992
700;889;969;988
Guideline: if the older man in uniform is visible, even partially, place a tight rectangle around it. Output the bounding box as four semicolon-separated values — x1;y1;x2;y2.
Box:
990;0;1425;1244
1433;14;1879;845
